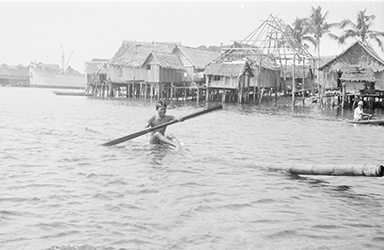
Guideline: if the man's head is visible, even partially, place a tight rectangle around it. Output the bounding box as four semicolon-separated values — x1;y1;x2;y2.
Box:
156;100;167;110
358;101;364;107
156;101;167;117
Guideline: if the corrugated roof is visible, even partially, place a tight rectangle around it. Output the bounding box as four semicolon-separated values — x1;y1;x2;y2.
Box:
146;52;185;70
174;45;220;69
110;41;178;67
204;61;248;77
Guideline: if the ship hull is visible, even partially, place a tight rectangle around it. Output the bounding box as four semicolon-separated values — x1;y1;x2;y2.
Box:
30;68;86;89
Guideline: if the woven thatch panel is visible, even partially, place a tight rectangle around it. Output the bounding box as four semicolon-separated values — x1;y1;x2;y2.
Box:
204;61;247;77
110;41;177;67
173;45;220;69
85;59;109;74
145;52;185;70
341;68;375;82
319;41;384;72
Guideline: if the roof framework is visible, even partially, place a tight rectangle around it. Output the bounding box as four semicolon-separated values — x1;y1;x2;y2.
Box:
226;14;316;70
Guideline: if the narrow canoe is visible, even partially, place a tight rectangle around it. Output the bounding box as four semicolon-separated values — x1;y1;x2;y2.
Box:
52;91;93;96
349;119;384;125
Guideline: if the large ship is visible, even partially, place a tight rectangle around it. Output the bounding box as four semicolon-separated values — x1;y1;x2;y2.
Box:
29;49;86;89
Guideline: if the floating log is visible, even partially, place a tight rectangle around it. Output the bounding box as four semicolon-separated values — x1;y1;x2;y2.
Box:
258;163;384;177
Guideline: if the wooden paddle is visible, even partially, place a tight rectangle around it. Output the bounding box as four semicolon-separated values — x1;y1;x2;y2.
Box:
101;104;223;146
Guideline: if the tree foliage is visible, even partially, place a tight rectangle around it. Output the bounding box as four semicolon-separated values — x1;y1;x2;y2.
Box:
337;8;384;50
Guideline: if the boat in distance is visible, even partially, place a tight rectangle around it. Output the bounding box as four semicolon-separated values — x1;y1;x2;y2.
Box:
52;90;93;96
29;63;86;89
348;119;384;125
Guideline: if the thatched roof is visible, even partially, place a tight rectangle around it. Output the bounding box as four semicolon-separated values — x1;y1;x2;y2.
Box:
319;41;384;72
144;52;185;70
110;41;178;67
85;59;109;74
204;61;253;77
173;45;220;69
340;67;376;82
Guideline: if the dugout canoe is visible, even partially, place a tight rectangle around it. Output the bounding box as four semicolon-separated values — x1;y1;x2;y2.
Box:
53;91;93;96
258;163;384;177
348;119;384;125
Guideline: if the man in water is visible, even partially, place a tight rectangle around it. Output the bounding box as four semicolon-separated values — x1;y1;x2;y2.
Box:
145;101;182;149
354;100;372;121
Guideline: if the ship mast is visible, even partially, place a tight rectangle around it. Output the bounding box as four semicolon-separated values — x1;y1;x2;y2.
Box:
61;45;65;75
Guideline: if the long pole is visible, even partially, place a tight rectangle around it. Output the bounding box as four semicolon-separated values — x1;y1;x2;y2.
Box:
101;104;223;146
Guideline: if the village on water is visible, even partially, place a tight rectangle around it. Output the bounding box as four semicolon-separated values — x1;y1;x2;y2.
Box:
1;7;384;111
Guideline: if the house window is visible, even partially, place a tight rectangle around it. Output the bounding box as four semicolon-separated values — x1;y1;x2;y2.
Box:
213;75;221;81
146;65;151;70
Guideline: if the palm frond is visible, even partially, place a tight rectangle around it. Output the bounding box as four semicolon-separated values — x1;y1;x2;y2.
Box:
339;19;356;29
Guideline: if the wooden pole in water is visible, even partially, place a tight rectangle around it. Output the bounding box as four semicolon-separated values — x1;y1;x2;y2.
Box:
257;163;384;177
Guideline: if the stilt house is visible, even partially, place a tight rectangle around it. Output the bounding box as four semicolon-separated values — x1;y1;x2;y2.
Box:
172;45;220;84
84;59;109;93
282;65;315;94
142;51;188;99
319;41;384;107
204;44;280;103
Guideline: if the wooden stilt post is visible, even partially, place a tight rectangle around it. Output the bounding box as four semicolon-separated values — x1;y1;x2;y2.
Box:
302;57;306;106
205;75;210;102
292;55;296;106
238;76;243;104
170;82;174;100
257;59;262;104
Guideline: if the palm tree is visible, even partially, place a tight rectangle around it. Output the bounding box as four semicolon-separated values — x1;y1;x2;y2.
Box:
337;9;384;50
291;17;316;50
307;6;338;61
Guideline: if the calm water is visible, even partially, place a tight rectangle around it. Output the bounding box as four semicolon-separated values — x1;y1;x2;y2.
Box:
1;87;383;250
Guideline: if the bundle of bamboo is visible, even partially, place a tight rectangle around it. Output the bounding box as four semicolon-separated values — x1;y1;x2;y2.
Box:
258;163;384;177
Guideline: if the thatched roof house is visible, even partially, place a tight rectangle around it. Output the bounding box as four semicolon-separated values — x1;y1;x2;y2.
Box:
84;59;109;86
204;43;281;90
85;59;109;74
110;41;178;67
319;41;384;91
204;61;254;89
107;41;179;83
172;45;220;82
173;45;220;70
143;51;185;70
205;61;253;78
143;51;187;83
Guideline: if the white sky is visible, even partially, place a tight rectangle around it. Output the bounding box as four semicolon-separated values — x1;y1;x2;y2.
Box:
0;0;383;71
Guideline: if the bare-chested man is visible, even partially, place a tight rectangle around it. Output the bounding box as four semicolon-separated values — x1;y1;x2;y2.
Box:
145;101;182;149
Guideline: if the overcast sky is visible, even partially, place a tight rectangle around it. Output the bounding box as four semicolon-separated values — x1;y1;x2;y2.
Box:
0;0;383;71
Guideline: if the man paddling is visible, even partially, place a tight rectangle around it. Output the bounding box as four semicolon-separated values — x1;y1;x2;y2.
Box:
145;101;183;149
354;101;372;121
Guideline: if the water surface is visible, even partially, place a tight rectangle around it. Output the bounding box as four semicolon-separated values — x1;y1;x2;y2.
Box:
1;87;383;250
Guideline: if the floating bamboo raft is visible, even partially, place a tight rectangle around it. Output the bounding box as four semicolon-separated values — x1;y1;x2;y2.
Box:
258;163;384;177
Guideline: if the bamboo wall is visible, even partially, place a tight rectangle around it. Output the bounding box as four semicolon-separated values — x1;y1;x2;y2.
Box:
375;71;384;90
208;75;241;89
